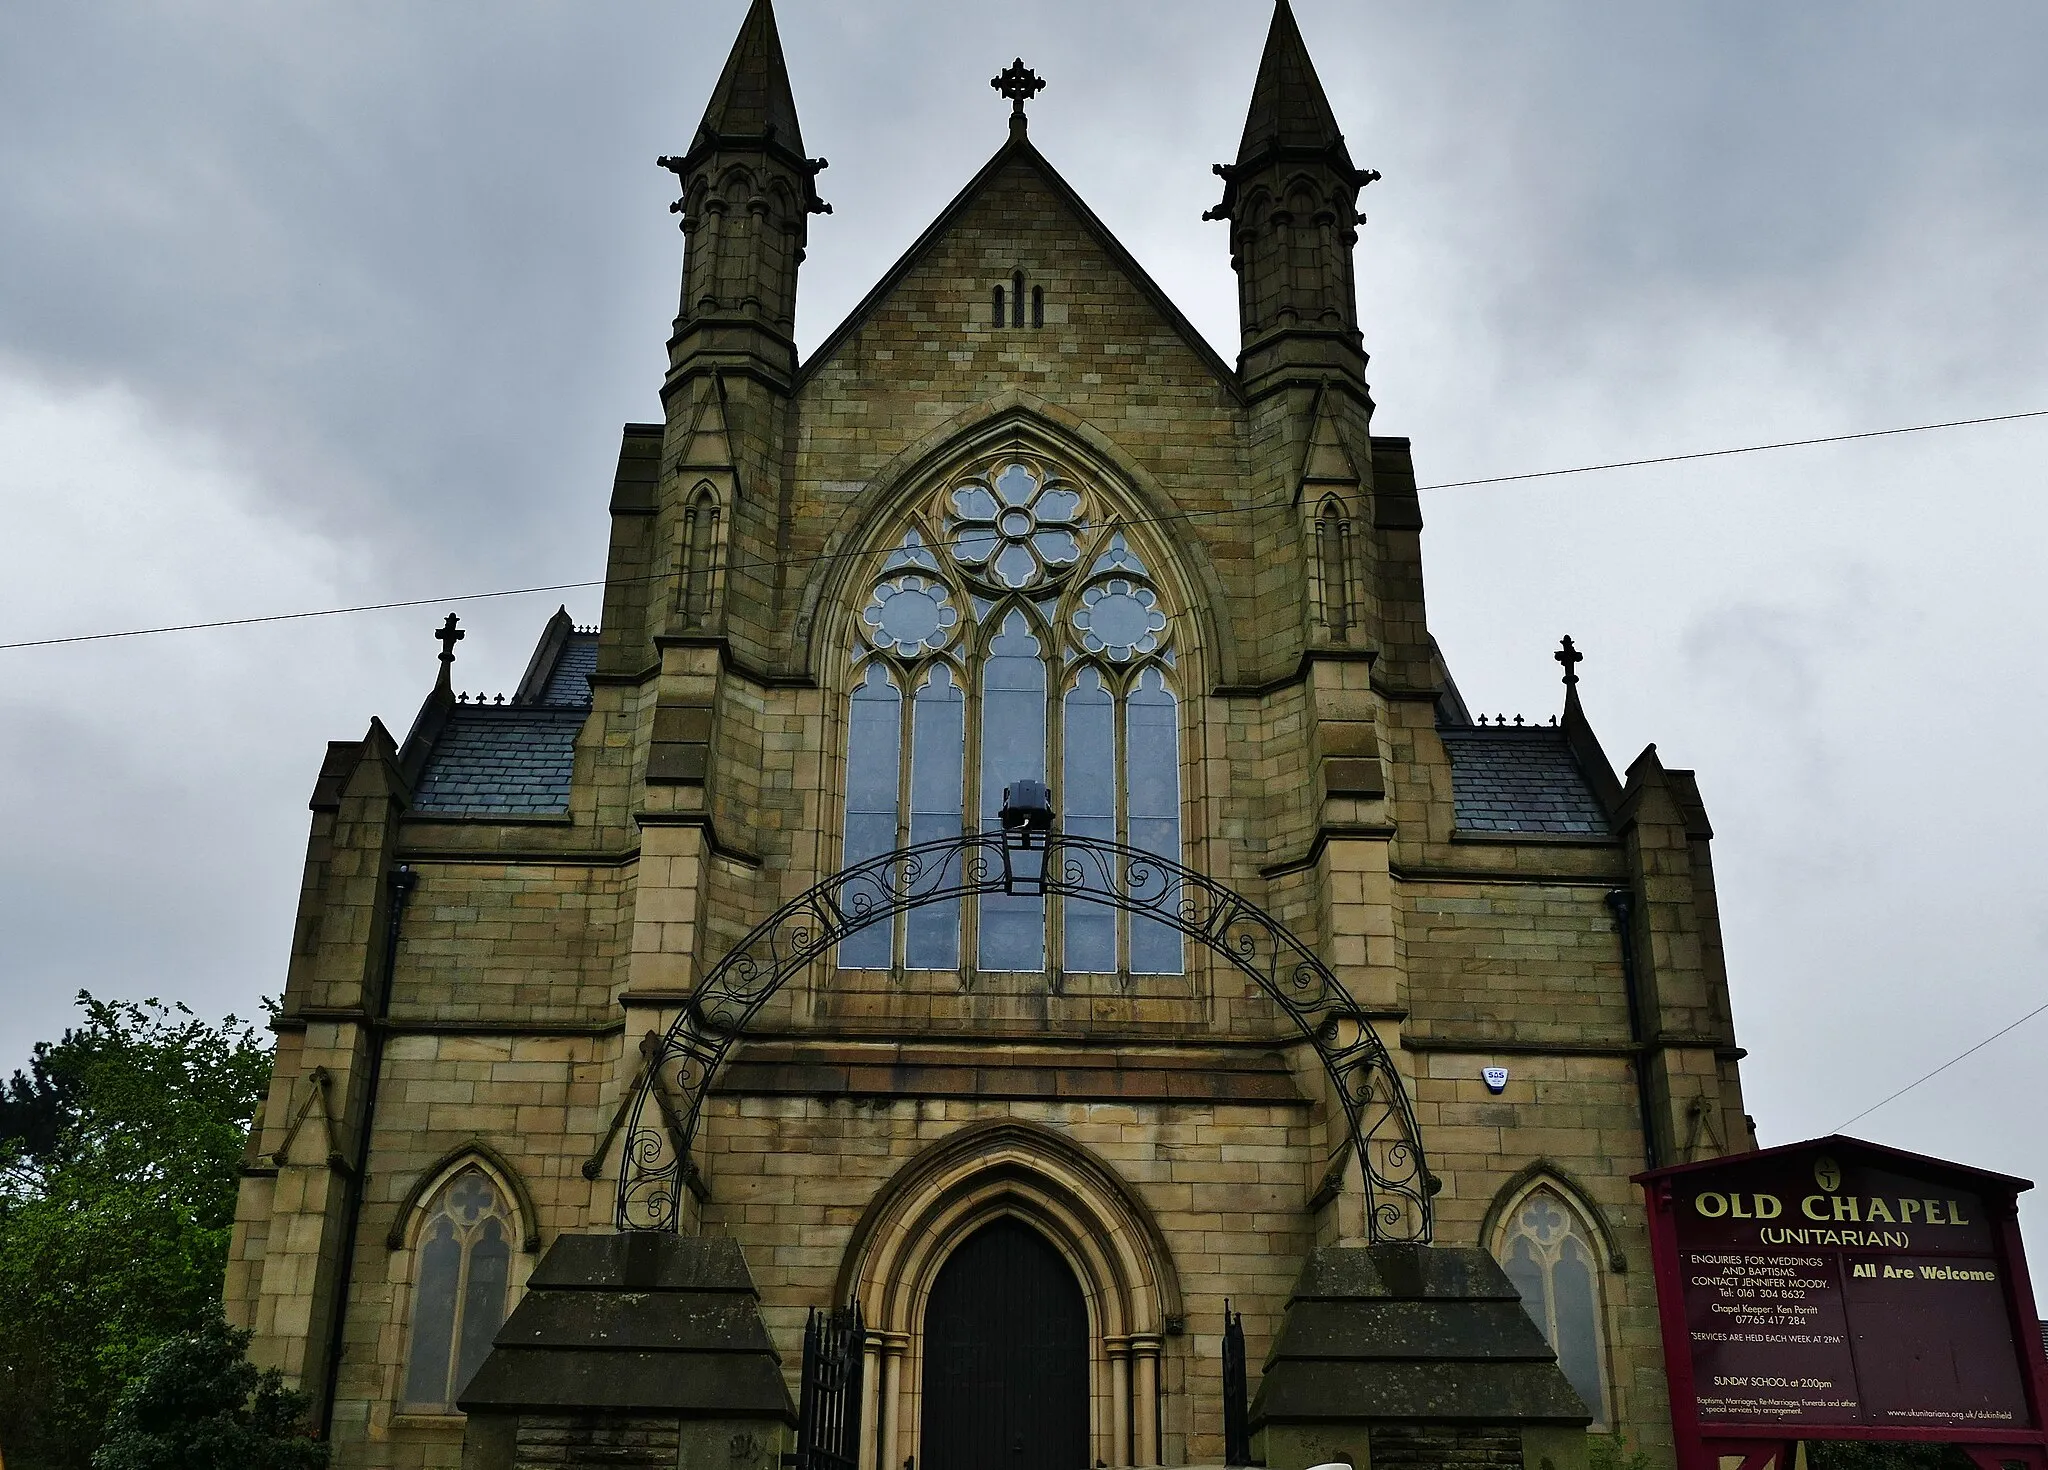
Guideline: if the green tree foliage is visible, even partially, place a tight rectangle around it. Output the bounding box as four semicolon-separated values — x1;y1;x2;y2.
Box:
0;993;274;1470
90;1310;326;1470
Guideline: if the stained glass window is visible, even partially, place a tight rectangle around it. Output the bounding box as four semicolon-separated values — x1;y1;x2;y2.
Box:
1497;1187;1609;1428
403;1168;515;1413
839;452;1184;978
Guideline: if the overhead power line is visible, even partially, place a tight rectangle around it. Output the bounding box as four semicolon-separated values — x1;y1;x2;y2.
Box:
1419;407;2048;490
1833;998;2048;1135
2;405;2042;655
0;580;612;652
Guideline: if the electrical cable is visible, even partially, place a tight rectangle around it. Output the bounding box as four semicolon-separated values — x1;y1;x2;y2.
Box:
1420;407;2048;490
2;405;2042;654
1832;998;2048;1134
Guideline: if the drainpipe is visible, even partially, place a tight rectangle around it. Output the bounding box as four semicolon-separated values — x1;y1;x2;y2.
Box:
1605;888;1661;1172
318;863;418;1438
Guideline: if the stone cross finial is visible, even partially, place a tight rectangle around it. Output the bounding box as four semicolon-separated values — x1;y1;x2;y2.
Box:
1555;634;1583;689
435;613;465;691
992;59;1045;136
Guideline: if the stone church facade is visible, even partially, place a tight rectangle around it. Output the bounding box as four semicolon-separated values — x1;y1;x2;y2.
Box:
224;3;1754;1467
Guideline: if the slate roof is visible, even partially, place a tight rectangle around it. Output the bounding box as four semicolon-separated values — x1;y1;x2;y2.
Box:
540;635;598;706
411;707;586;816
1439;727;1612;837
409;624;595;817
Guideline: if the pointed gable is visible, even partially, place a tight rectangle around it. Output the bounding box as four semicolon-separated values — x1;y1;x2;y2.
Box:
797;138;1237;396
1299;387;1365;500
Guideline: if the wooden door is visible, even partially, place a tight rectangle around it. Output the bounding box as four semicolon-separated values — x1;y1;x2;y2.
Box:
920;1218;1089;1470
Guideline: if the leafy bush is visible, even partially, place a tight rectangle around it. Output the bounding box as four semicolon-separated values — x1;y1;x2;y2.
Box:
90;1310;327;1470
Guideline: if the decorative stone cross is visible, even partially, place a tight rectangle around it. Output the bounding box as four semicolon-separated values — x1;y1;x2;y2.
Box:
992;58;1046;134
1554;634;1583;689
436;613;465;690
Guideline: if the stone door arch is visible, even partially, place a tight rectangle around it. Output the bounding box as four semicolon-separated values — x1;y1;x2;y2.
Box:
835;1121;1181;1470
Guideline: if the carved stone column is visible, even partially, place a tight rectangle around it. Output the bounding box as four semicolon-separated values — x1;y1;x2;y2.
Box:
859;1334;883;1470
1106;1335;1133;1467
878;1332;910;1470
1131;1333;1163;1466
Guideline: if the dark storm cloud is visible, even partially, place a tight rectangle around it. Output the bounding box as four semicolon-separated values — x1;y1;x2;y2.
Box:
3;0;2047;1282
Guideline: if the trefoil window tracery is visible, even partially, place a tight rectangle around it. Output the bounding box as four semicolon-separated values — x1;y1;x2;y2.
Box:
402;1167;515;1414
1495;1185;1611;1429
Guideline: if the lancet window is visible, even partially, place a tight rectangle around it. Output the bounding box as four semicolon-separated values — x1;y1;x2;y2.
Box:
840;452;1184;977
679;483;723;624
1314;497;1354;640
402;1167;516;1413
1495;1186;1610;1428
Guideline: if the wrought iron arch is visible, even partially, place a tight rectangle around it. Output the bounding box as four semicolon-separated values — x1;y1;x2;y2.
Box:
614;830;1437;1241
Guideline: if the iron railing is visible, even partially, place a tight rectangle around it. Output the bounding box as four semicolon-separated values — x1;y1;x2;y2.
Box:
796;1304;865;1470
1223;1299;1252;1467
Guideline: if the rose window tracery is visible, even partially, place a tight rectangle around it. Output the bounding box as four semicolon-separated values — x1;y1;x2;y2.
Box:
841;450;1186;978
863;573;958;656
947;461;1084;590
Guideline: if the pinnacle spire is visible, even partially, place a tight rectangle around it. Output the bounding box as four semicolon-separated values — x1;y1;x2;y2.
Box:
1236;0;1351;167
693;0;805;155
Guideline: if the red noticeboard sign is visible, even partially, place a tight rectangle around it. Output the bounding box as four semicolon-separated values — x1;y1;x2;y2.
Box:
1636;1137;2048;1470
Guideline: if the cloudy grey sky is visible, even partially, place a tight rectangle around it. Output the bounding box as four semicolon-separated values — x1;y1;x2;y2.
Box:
3;1;2046;1280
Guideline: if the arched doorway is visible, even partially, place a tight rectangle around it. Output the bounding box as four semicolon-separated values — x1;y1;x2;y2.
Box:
920;1219;1088;1470
840;1122;1178;1470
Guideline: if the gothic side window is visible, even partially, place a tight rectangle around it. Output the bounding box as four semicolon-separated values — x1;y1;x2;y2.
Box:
679;484;722;624
1495;1186;1610;1429
839;451;1184;977
402;1168;515;1413
1314;497;1353;640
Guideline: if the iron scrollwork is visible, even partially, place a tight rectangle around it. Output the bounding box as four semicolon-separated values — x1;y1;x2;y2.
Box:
613;831;1436;1241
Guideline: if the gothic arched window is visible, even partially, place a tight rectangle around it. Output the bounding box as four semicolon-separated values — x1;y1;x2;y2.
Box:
840;451;1183;978
680;483;722;624
402;1167;516;1413
1314;497;1353;640
1495;1186;1610;1428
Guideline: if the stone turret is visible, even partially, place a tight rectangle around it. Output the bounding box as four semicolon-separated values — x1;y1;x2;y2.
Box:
1207;0;1380;397
659;0;828;393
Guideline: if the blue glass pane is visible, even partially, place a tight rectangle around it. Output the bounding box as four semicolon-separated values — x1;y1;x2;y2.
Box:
405;1217;461;1406
995;463;1037;506
1555;1236;1605;1426
1505;1235;1549;1336
979;613;1045;971
1062;670;1115;973
908;667;965;969
456;1216;511;1399
952;485;999;521
1125;672;1180;821
1034;488;1081;524
1126;671;1182;973
841;663;901;969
